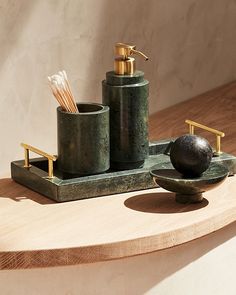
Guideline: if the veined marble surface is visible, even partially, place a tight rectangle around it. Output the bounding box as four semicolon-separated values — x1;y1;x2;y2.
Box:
0;0;236;176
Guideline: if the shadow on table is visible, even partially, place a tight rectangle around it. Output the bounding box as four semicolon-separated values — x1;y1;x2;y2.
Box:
0;178;55;205
124;192;208;214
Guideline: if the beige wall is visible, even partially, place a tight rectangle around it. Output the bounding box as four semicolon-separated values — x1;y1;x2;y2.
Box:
1;0;236;174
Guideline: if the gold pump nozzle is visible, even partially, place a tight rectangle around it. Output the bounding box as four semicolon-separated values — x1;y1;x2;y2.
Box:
114;43;148;75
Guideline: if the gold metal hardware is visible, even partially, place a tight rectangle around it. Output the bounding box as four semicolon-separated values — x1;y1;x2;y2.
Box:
185;120;225;156
21;143;57;178
24;148;31;168
114;43;148;75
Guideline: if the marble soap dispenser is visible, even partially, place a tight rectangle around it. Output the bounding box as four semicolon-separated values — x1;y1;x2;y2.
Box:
102;43;149;170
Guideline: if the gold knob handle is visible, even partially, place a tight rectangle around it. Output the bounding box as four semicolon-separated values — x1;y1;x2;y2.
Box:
185;120;225;156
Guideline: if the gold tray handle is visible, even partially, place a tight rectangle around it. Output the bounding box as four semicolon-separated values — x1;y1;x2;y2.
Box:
21;143;57;178
185;120;225;156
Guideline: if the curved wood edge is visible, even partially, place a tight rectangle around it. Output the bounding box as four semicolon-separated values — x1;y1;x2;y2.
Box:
1;208;235;270
2;82;236;270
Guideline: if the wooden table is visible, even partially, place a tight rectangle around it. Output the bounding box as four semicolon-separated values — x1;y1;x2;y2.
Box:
1;82;236;270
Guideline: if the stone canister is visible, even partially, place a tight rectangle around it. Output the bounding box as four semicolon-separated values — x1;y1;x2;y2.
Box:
57;103;109;175
102;43;149;170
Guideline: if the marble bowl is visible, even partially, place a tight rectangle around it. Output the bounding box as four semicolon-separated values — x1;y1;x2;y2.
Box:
150;162;229;203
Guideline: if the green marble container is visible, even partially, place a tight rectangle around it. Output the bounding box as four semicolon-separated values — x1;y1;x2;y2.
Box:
150;162;229;203
57;103;109;175
102;70;149;170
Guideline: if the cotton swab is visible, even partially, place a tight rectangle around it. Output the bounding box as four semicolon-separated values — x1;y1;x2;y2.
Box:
48;71;79;113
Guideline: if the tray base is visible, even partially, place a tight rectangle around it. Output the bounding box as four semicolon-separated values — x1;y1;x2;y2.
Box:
11;140;236;202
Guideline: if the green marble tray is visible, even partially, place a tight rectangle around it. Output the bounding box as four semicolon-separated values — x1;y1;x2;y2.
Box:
11;140;236;202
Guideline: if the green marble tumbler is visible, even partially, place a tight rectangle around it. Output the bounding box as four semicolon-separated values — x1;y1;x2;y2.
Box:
57;103;110;175
102;71;149;170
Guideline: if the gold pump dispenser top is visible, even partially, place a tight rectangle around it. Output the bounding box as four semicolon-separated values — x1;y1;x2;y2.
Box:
114;43;148;75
